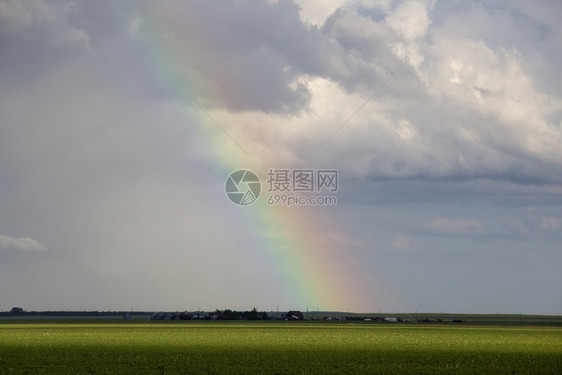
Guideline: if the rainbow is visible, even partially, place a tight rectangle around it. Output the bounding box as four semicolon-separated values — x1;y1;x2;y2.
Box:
114;10;381;313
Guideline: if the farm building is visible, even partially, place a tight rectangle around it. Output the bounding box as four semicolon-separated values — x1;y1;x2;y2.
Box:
285;311;304;320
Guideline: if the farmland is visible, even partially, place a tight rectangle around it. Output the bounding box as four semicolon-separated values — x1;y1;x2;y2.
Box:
1;322;561;374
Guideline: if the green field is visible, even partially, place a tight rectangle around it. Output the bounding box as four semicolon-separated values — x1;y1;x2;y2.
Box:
1;322;561;374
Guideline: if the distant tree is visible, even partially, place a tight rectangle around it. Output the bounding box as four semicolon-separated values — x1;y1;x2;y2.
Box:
9;307;24;315
217;309;236;320
214;308;270;320
179;312;192;320
245;308;260;320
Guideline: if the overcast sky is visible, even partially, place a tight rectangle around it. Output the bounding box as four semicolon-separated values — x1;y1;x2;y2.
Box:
1;0;561;314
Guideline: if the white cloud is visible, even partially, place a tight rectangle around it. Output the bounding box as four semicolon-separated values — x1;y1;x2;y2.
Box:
218;1;562;182
292;0;349;26
0;0;90;49
293;0;392;26
536;216;560;231
0;0;53;32
128;15;143;39
426;217;484;235
0;235;46;251
385;0;433;41
129;0;561;185
391;234;410;250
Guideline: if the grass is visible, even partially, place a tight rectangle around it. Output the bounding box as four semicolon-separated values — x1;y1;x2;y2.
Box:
1;322;561;374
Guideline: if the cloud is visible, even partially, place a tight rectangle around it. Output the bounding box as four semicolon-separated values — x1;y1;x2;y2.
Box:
0;0;90;49
391;234;410;250
138;0;327;113
114;0;562;185
513;209;562;238
535;216;560;231
385;0;433;41
0;235;46;251
426;217;484;235
198;0;562;185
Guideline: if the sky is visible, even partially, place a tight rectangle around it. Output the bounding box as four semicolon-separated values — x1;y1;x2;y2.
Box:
1;0;561;315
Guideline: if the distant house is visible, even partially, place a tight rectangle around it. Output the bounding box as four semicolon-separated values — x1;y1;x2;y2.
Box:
285;311;304;320
384;317;398;322
163;313;178;320
150;312;164;320
150;312;183;320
